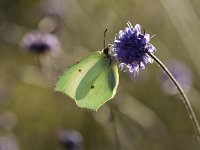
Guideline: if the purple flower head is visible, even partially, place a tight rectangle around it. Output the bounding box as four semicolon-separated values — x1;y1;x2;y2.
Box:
111;22;156;74
21;31;60;56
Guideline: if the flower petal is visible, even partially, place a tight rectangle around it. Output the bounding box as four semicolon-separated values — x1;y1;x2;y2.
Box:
144;34;150;43
134;24;141;34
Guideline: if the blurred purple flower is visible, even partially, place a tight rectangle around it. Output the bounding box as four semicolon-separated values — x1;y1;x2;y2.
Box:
21;31;60;56
58;130;83;150
161;60;192;95
111;21;156;74
0;134;19;150
41;0;68;16
0;111;17;131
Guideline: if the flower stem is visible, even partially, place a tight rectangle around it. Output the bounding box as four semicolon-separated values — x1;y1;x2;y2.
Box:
147;52;200;141
109;105;121;150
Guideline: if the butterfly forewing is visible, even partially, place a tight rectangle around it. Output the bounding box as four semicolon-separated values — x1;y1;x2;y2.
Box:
55;52;103;98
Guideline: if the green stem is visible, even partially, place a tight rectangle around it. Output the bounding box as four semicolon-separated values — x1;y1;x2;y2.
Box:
36;54;47;86
109;105;121;150
147;52;200;141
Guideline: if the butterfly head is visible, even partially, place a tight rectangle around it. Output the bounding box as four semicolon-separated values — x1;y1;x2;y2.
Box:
103;47;109;56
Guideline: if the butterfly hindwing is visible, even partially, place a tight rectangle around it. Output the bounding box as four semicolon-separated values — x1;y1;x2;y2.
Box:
76;63;119;110
75;54;109;100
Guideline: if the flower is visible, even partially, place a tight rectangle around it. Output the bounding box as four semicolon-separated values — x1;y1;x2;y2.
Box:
21;31;60;56
57;130;83;150
111;21;156;74
0;133;19;150
161;60;192;95
41;0;68;16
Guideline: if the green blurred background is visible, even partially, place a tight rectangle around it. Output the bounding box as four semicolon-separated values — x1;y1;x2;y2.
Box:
1;0;200;149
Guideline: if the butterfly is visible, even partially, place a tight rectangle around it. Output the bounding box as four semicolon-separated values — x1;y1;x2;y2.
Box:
55;47;119;111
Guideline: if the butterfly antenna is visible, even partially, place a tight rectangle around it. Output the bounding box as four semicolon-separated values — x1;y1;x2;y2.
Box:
103;29;112;66
104;29;107;49
103;29;109;55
